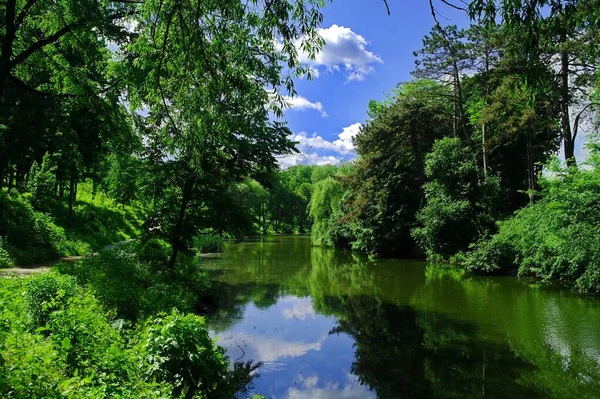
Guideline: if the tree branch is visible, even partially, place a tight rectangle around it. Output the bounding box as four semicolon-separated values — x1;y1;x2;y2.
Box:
573;102;597;141
15;0;39;29
10;11;138;69
7;74;75;97
382;0;390;15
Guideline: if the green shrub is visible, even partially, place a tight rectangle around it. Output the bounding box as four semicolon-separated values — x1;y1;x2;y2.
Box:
0;237;15;268
57;243;210;320
458;154;600;292
452;235;516;274
27;153;58;212
134;311;229;399
0;192;68;264
194;234;225;253
0;275;175;399
24;273;77;327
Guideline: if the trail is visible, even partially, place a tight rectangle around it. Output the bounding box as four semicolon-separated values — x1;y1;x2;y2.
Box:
0;240;135;277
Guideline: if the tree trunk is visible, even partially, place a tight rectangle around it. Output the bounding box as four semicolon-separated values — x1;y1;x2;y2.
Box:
559;33;575;166
168;175;195;270
482;123;488;177
526;129;536;204
0;0;17;104
68;168;77;227
0;158;5;190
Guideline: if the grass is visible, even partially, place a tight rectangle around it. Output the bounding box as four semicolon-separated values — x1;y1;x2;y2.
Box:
0;182;145;267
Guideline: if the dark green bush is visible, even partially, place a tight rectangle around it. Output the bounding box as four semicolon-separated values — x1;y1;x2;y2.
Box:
24;273;77;327
0;237;15;268
452;235;517;274
57;242;210;320
194;234;225;253
0;192;69;264
459;155;600;292
135;311;229;398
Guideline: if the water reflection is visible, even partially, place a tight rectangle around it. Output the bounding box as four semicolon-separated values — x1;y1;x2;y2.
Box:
202;236;600;398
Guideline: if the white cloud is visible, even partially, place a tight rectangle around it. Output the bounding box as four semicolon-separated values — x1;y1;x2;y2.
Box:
278;152;342;168
281;297;316;320
285;372;376;399
332;122;362;153
216;332;327;364
300;25;383;82
292;122;362;155
283;95;328;117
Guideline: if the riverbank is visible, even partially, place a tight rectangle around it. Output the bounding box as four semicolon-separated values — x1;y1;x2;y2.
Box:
0;185;144;269
0;237;262;398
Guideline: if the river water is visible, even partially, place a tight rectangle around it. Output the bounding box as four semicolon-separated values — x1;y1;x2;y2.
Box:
202;235;600;398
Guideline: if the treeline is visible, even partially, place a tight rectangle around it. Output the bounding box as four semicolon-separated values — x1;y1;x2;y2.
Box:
308;1;600;291
0;0;326;396
0;0;328;269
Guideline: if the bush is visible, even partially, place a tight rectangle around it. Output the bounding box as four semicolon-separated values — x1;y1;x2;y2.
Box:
194;234;225;254
0;275;174;399
0;192;69;264
134;311;230;399
24;273;77;327
0;237;15;268
2;273;259;398
57;242;210;321
452;235;516;274
458;155;600;292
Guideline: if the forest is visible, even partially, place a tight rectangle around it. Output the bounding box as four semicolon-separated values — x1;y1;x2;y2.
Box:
0;0;599;397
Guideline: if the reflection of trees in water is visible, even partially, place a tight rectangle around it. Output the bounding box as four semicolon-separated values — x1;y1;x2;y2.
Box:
324;294;541;399
202;240;600;398
414;267;600;398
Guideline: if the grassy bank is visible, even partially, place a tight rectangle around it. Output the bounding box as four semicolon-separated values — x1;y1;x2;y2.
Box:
0;239;262;398
0;183;144;267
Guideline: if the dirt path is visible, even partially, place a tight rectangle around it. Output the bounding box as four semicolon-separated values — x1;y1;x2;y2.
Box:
0;240;135;278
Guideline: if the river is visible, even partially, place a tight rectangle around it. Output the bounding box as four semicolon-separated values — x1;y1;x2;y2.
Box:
201;235;600;398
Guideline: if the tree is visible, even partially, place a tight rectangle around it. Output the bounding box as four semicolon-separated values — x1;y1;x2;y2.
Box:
344;80;453;256
412;137;500;259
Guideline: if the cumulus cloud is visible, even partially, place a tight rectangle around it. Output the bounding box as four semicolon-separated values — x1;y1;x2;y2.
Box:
278;152;342;168
216;332;327;365
281;297;316;320
283;95;328;117
285;373;376;399
292;122;362;155
300;25;383;82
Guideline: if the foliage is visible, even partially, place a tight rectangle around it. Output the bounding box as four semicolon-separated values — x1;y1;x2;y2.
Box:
24;273;77;327
413;137;501;260
134;312;229;399
459;153;600;291
1;271;258;398
0;186;144;265
0;237;15;268
341;80;453;256
27;153;58;212
309;176;351;248
0;191;70;264
194;234;225;254
0;275;174;398
57;241;210;321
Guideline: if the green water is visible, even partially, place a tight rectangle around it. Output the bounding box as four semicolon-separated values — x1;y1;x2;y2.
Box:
203;236;600;398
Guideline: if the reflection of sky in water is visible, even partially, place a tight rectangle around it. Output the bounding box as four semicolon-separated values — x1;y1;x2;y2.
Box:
212;295;376;399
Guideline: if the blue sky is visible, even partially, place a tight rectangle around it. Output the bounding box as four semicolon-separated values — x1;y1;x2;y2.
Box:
279;1;471;167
